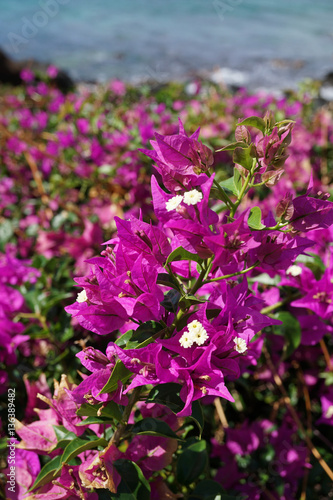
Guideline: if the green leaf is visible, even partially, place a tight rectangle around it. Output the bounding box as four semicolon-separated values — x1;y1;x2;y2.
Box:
157;272;181;291
161;289;181;312
29;455;62;491
166;247;202;266
216;141;248;152
319;372;333;386
234;168;242;192
274;311;301;359
42;292;73;312
176;311;197;332
125;321;163;349
77;401;123;422
111;459;150;500
237;116;266;134
191;401;204;437
147;383;204;437
56;436;108;473
177;439;208;486
76;416;114;426
248;206;265;230
206;308;222;320
53;425;71;441
233;146;253;171
52;426;76;449
179;294;206;311
99;361;132;395
275;119;296;127
219;175;241;197
296;253;325;279
0;219;14;251
0;438;7;452
115;329;134;348
132;417;180;439
189;479;226;500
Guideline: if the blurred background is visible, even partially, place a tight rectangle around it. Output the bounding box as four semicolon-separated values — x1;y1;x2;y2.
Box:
1;0;333;90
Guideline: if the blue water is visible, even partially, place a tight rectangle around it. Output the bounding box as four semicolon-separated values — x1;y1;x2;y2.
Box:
0;0;332;89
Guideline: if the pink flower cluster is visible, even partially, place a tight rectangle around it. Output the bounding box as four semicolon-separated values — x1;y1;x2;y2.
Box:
2;73;333;499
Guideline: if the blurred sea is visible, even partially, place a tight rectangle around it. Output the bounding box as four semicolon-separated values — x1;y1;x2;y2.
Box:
1;0;333;90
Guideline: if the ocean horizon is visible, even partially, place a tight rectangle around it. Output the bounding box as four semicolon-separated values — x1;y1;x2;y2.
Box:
1;0;332;90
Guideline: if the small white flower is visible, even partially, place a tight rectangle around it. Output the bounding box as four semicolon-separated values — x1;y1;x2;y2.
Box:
180;320;210;348
187;320;209;346
325;406;333;419
76;289;88;303
183;189;203;206
192;328;209;346
286;264;302;277
179;331;194;348
187;320;203;333
233;337;247;354
165;195;183;212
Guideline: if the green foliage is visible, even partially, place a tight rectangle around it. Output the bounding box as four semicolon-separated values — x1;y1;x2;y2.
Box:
219;170;242;197
237;116;266;134
166;246;202;266
176;439;208;486
76;401;123;422
111;460;151;500
274;311;302;359
233;146;254;171
247;206;266;230
99;361;132;395
30;456;62;491
132;417;181;439
147;383;204;437
55;435;108;473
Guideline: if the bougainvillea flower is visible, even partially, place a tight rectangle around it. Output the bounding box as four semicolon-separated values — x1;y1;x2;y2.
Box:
139;119;210;192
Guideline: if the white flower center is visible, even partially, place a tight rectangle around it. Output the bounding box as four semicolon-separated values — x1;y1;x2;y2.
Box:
76;289;88;303
183;189;203;206
179;320;208;348
286;264;302;277
233;337;247;354
165;195;183;212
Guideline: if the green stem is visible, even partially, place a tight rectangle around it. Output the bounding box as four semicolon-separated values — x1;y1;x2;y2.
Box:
230;159;257;218
260;301;283;316
260;292;302;315
107;386;142;448
190;258;212;295
205;261;259;284
212;178;234;209
167;258;213;336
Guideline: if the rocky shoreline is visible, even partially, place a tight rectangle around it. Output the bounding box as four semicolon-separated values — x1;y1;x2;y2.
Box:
1;48;333;102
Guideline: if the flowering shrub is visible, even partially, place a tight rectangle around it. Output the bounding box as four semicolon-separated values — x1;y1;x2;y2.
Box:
1;73;333;499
